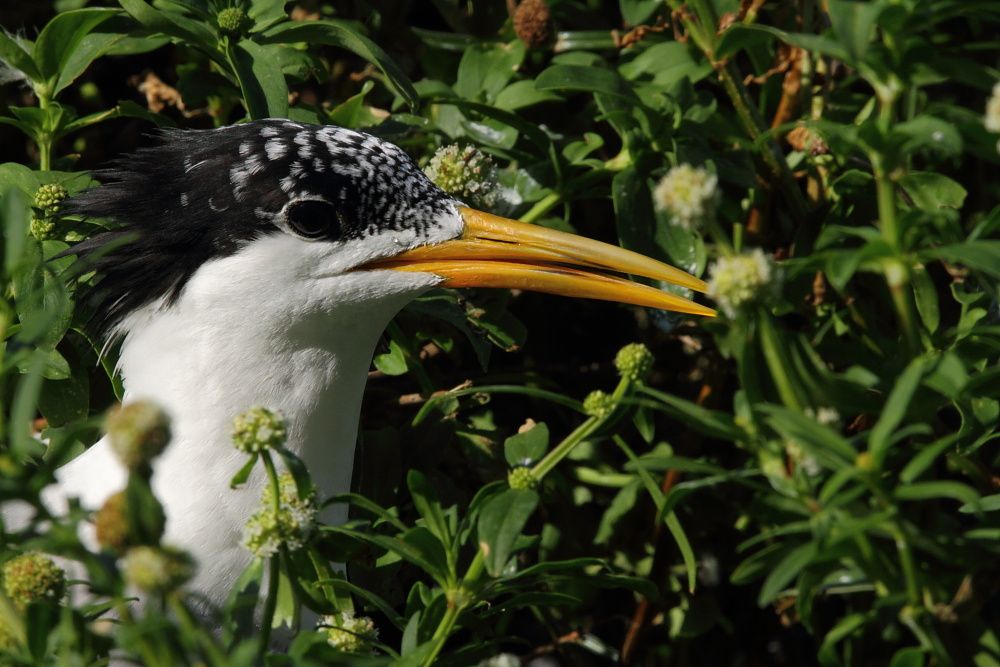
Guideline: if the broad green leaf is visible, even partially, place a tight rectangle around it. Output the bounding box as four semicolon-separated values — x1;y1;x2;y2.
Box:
899;172;967;211
888;647;927;667
868;357;928;466
494;79;560;111
619;0;662;25
373;338;408;376
32;8;121;92
407;470;452;554
455;41;525;101
477;488;539;577
0;31;41;82
536;64;639;102
961;494;1000;514
929;241;1000;280
503;422;549;467
38;359;89;425
826;0;884;65
230;40;289;120
117;0;217;53
52;29;127;95
259;20;418;107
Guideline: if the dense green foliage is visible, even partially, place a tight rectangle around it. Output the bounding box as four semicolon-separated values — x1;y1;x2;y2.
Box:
2;0;1000;664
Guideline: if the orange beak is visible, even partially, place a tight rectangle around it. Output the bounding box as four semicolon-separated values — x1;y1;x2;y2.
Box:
365;207;715;317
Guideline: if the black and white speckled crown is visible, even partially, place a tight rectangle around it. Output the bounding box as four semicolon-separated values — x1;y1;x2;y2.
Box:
65;119;457;336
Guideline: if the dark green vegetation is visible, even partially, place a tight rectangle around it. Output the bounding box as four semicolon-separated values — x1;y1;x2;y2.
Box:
2;1;999;664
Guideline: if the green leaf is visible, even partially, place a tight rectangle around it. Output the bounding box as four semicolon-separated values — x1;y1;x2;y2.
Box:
125;474;167;544
373;338;408;376
117;0;217;53
826;0;884;65
760;405;857;470
38;358;90;425
407;470;452;554
477;488;539;577
455;41;525;101
929;241;1000;280
33;9;119;87
229;454;258;489
0;31;41;82
230;40;288;120
716;24;848;62
888;647;927;667
536;64;639;102
758;542;818;606
637;387;744;441
961;494;1000;514
619;0;662;25
258;20;418;107
868;357;928;466
494;80;560;111
895;481;980;508
911;264;940;333
503;422;549;467
52;30;127;96
899;172;967;211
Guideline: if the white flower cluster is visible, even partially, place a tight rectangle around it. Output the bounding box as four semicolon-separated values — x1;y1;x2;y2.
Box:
706;249;776;318
321;611;378;653
243;472;316;557
652;164;720;231
423;144;499;209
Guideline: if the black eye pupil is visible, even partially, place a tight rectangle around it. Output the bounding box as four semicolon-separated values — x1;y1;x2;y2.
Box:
286;199;340;240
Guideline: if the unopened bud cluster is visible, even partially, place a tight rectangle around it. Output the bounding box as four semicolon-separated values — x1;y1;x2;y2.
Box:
507;466;538;490
217;7;250;36
2;552;65;609
244;472;317;557
232;406;287;453
121;546;193;593
424;145;499;209
30;183;68;241
706;249;776;318
583;390;615;419
614;343;654;382
94;491;130;553
653;164;720;231
106;401;171;470
321;611;378;653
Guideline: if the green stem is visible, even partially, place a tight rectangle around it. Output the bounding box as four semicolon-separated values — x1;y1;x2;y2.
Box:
257;453;284;659
530;376;629;481
36;92;52;171
756;312;805;411
873;156;919;353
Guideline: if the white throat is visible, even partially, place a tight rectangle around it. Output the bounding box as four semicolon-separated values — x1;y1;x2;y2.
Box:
54;232;444;606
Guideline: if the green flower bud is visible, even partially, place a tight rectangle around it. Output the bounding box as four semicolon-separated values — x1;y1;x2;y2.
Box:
582;389;615;419
32;183;68;217
232;406;286;453
94;491;129;553
706;249;777;318
244;472;316;557
424;144;499;209
855;451;875;472
2;553;65;609
121;546;193;593
216;7;250;36
29;216;56;241
321;611;378;653
614;343;654;382
652;164;719;231
507;466;538;490
106;401;171;470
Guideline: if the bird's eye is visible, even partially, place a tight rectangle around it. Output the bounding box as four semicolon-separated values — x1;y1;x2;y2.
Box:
285;199;341;240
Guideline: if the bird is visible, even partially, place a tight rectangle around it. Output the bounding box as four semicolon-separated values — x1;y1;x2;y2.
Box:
11;118;715;618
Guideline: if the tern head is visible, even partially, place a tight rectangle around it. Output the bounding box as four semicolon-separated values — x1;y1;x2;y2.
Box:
66;118;713;342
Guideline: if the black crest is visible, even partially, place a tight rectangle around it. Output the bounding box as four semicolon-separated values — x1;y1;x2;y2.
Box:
65;119;454;338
